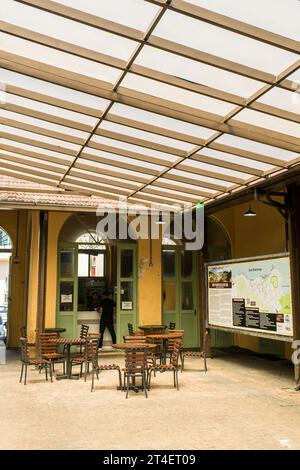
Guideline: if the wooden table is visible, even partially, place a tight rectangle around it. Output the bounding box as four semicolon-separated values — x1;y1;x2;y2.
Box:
146;333;183;364
49;338;86;380
138;325;167;335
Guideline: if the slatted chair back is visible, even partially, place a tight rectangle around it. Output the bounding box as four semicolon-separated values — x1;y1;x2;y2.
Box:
128;323;134;336
169;322;176;330
80;324;89;340
86;338;99;368
20;337;29;364
39;332;58;356
170;339;183;367
123;335;146;344
125;346;148;374
20;326;27;338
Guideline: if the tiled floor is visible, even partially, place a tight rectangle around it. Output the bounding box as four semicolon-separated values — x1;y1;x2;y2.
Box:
1;349;300;450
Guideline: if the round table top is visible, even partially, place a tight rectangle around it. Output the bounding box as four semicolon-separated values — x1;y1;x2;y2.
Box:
45;328;66;333
112;343;157;350
139;325;167;330
146;333;183;339
48;337;85;345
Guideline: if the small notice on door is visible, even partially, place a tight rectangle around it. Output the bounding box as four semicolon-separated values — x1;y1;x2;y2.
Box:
122;301;132;310
61;294;72;303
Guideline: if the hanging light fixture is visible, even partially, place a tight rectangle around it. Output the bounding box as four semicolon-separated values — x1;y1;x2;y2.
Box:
243;201;256;217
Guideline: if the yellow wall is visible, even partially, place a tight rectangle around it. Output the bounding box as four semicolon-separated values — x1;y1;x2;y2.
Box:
0;210;29;348
137;237;162;326
214;200;287;354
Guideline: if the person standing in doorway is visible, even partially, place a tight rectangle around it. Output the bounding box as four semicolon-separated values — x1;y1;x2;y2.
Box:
97;290;116;350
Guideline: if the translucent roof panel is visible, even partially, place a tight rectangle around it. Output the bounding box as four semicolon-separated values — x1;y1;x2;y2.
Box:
235;109;300;139
4;93;98;128
0;33;122;85
63;174;131;194
0;139;74;164
0;69;111;112
121;73;236;116
256;87;300;115
79;151;166;172
2;0;138;61
144;185;205;201
181;159;251;180
168;169;233;188
74;160;154;181
99;120;195;151
215;134;299;162
135;46;263;98
0;125;81;153
109;103;216;140
188;0;300;42
0;109;89;141
0;150;68;171
136;191;192;205
197;147;273;172
153;11;298;75
155;178;217;194
0;158;62;178
55;0;161;32
90;135;179;164
70;168;141;188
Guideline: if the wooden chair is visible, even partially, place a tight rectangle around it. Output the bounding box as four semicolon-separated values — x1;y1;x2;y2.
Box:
19;337;52;385
70;334;101;379
88;338;122;392
124;346;148;398
148;339;182;390
20;326;35;347
123;335;157;369
39;332;66;375
166;330;184;365
181;331;209;373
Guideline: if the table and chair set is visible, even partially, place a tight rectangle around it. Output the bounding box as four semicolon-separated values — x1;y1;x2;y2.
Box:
19;322;208;398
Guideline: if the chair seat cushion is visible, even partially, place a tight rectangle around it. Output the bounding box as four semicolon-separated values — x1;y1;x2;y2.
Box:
42;353;65;359
152;364;176;371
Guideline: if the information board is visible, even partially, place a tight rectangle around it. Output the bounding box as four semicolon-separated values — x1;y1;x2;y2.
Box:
207;254;293;338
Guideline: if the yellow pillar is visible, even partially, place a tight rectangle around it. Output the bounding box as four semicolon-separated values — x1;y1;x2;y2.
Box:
138;237;162;326
44;212;70;328
26;211;39;343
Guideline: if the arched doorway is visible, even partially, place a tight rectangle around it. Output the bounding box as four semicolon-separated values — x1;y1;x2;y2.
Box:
57;214;137;348
0;228;12;344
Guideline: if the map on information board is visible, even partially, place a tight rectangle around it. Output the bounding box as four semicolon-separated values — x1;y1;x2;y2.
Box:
207;255;293;337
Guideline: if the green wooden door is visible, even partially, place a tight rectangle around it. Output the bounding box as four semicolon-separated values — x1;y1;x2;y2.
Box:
56;243;78;338
116;244;137;342
162;246;199;347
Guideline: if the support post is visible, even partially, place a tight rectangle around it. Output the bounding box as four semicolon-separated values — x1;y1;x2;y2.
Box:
36;211;48;339
287;184;300;385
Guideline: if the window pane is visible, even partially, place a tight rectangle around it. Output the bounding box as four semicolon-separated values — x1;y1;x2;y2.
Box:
163;251;175;278
181;252;193;278
181;282;193;310
60;249;74;277
90;254;105;277
120;281;133;309
121;249;133;278
59;281;74;311
78;253;88;277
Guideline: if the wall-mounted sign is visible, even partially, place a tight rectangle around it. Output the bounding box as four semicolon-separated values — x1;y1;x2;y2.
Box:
207;254;293;338
61;294;73;303
122;301;132;310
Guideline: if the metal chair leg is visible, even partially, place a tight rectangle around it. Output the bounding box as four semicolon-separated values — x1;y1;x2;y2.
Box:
126;375;129;399
19;363;24;383
176;370;179;390
50;363;53;383
45;364;48;381
91;366;95;392
24;364;28;385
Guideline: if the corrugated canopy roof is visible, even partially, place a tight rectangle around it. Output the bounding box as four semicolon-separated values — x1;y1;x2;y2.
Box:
0;0;299;209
